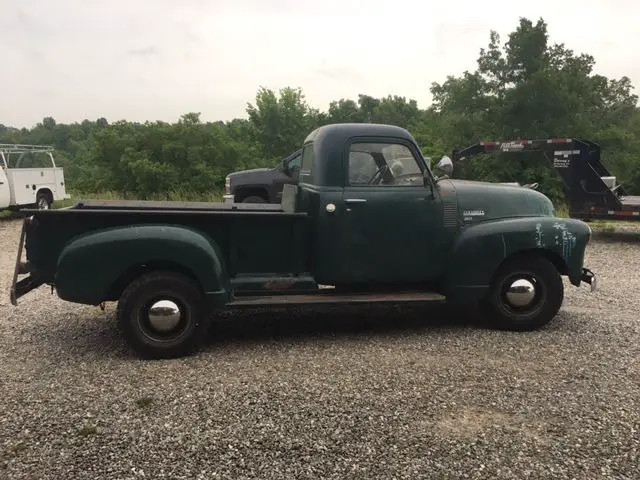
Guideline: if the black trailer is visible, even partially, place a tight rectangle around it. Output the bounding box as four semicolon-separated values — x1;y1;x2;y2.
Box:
451;138;640;222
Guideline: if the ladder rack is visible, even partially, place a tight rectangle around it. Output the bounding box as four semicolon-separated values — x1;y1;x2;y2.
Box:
0;144;54;154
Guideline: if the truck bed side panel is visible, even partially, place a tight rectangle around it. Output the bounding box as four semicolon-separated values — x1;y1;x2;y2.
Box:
24;209;310;302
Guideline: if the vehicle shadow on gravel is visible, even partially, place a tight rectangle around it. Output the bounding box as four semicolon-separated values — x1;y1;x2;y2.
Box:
30;302;579;361
205;302;492;348
23;302;494;361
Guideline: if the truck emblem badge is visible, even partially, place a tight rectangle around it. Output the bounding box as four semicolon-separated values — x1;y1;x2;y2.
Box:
326;203;336;213
463;209;485;216
462;209;485;222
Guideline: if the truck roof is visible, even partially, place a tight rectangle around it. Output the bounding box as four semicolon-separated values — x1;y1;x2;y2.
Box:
302;123;420;187
304;123;415;145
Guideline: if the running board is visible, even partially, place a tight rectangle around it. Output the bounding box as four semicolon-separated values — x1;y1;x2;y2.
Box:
227;291;446;307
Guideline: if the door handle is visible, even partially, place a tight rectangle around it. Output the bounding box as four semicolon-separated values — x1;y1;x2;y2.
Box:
344;198;367;204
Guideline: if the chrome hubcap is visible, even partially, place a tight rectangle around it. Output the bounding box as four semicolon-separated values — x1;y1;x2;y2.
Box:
504;278;536;308
148;300;182;332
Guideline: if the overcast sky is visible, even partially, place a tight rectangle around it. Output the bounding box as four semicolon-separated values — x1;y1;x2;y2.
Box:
1;0;638;128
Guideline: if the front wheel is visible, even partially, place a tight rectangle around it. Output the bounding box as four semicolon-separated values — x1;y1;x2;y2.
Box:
117;271;205;359
480;255;564;331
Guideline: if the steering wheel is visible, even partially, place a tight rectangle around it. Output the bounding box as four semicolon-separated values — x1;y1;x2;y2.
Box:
367;164;390;185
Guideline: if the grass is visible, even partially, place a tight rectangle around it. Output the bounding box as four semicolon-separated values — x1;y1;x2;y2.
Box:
554;202;639;233
555;203;570;218
54;189;223;208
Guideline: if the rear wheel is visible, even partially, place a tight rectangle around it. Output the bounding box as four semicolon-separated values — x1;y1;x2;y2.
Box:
480;254;564;331
117;271;205;359
36;192;51;210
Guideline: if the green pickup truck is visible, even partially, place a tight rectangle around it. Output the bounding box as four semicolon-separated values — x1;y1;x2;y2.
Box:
10;123;596;359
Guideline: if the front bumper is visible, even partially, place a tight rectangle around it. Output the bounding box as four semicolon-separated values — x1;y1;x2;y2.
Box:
581;268;597;292
223;194;234;204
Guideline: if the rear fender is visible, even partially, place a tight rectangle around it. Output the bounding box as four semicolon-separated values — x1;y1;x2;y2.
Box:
55;224;230;307
444;216;591;303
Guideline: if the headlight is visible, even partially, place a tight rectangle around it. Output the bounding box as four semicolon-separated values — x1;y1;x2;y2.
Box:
225;175;231;195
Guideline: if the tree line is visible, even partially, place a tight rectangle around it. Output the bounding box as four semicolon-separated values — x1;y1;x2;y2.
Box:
1;17;639;207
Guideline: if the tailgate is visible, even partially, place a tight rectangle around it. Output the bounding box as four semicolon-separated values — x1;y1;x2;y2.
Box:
10;217;45;305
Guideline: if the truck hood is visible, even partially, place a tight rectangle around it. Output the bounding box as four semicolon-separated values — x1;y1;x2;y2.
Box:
443;179;556;223
227;167;272;179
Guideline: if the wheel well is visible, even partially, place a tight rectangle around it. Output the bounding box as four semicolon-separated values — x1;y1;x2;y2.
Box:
235;187;268;202
36;188;53;203
497;248;569;277
106;260;202;301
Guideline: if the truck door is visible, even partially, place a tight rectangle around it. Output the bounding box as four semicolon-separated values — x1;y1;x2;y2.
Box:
0;167;10;209
334;139;444;284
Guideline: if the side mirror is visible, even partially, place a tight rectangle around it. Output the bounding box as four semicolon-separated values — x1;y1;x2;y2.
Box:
282;159;292;177
283;160;301;179
436;156;453;176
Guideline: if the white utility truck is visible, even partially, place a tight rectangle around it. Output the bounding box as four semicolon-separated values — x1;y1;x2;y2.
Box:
0;144;71;210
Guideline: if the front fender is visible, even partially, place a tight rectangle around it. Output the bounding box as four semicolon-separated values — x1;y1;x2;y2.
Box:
55;224;230;307
444;216;591;303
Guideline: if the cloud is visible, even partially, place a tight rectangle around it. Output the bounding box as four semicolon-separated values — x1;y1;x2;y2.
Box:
1;0;639;127
312;66;363;83
15;8;29;24
127;46;160;56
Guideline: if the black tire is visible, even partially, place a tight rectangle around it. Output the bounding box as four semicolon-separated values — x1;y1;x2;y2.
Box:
36;192;51;210
241;195;266;203
480;254;564;331
116;270;205;359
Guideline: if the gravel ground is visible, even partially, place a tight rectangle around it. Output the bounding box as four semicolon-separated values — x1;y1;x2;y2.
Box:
1;218;639;479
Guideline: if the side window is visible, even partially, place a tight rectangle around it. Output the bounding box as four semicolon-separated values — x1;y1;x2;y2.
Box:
348;142;423;187
300;143;314;183
348;149;378;185
7;152;52;169
288;153;302;169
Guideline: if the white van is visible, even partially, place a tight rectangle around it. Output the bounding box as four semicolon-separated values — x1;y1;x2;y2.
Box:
0;144;71;210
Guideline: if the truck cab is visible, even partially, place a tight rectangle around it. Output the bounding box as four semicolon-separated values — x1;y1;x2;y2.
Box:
11;123;596;360
289;124;589;290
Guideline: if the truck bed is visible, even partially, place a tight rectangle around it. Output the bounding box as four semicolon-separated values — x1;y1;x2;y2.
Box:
16;203;310;294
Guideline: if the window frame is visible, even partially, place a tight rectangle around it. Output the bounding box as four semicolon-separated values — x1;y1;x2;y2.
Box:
344;136;434;188
299;142;315;185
